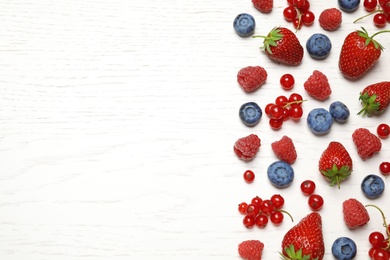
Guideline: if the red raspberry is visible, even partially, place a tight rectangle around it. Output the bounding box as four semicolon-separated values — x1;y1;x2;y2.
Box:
237;66;267;93
352;128;382;160
238;240;264;260
304;70;332;101
234;134;261;161
252;0;273;13
319;8;342;31
271;135;297;164
342;198;370;229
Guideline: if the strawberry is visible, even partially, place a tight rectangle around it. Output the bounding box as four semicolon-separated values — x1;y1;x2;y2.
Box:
234;134;261;161
281;212;325;260
271;135;297;164
237;66;268;93
352;128;382;160
303;70;332;101
339;28;389;80
319;8;342;31
318;141;352;188
358;81;390;116
342;198;370;229
252;0;273;13
238;240;264;260
253;27;304;66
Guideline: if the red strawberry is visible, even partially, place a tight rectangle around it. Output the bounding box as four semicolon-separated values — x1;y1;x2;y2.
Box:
252;0;273;13
318;141;352;188
254;27;304;66
271;135;297;164
342;198;370;229
281;212;325;260
358;81;390;116
339;28;389;80
234;134;261;161
237;66;268;93
238;240;264;260
352;128;382;160
319;8;342;31
304;70;332;101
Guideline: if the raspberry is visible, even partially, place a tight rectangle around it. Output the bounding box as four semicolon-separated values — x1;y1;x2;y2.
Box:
271;135;297;164
342;198;370;229
352;128;382;160
252;0;273;13
319;8;342;31
234;134;261;161
304;70;332;101
237;66;267;93
238;240;264;260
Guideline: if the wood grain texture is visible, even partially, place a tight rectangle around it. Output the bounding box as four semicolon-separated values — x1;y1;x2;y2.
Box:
0;0;390;259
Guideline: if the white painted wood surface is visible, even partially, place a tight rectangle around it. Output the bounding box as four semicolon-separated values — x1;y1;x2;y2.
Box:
0;1;390;259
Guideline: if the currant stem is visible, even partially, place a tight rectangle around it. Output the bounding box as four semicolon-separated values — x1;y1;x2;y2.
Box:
277;209;294;222
365;204;390;237
354;9;382;23
282;99;307;109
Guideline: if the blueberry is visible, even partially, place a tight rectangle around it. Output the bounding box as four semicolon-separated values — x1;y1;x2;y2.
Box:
331;237;357;260
329;101;350;123
239;102;262;126
267;161;294;188
233;13;255;37
338;0;360;12
307;108;333;135
361;174;385;199
306;33;332;60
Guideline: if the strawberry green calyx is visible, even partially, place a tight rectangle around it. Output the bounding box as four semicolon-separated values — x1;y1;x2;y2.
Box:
280;245;317;260
356;27;390;50
358;92;380;116
321;164;351;189
253;27;283;55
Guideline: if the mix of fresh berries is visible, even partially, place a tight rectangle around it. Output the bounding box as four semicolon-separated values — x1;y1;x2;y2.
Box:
232;1;390;259
342;198;370;229
352;128;382;160
239;194;293;228
234;134;261;161
237;66;268;93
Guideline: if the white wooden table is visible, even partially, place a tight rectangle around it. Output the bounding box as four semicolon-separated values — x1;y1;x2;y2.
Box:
0;1;389;259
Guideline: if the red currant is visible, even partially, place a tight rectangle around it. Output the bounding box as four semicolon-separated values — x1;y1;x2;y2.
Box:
364;0;378;12
251;196;263;206
246;203;260;217
243;215;256;228
280;73;295;90
308;194;324;211
283;6;298;22
269;104;284;119
270;211;284;225
275;95;289;107
265;103;274;116
379;161;390;176
289;104;303;120
369;231;385;248
377;123;390;138
300;0;310;12
371;247;389;259
269;118;283;130
300;180;316;196
374;13;387;27
288;93;303;104
243;170;255;183
238;202;248;214
282;107;291;121
260;199;275;215
270;194;285;209
302;11;315;26
255;214;268;228
293;17;302;29
293;0;306;9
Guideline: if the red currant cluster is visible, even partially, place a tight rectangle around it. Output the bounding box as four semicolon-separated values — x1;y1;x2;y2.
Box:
366;205;390;259
300;180;324;211
356;0;390;28
283;0;315;30
238;194;293;228
265;93;306;130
